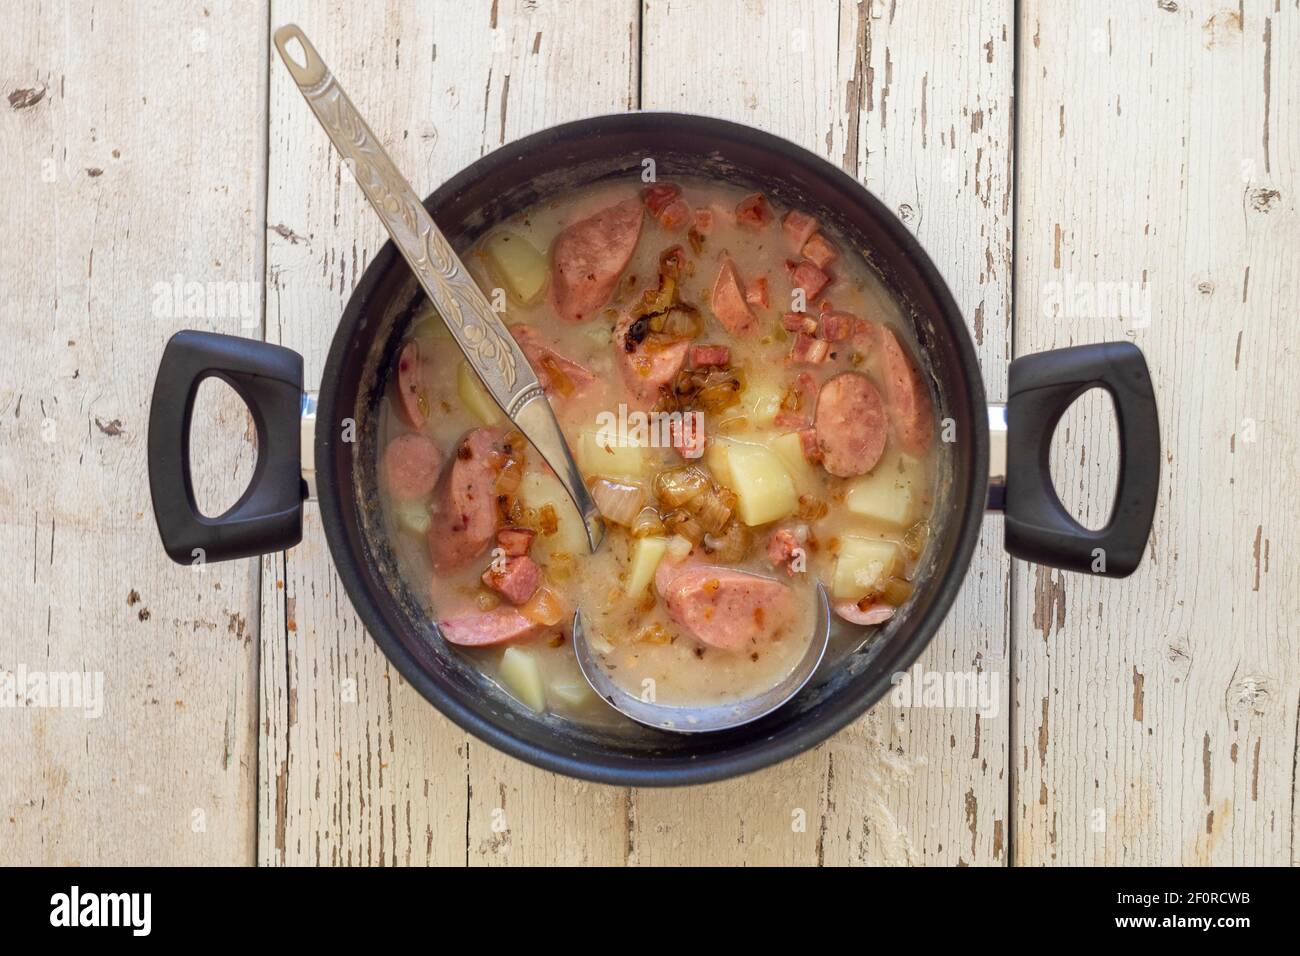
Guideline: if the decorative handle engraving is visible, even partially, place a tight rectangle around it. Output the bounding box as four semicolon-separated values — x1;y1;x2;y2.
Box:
274;24;603;551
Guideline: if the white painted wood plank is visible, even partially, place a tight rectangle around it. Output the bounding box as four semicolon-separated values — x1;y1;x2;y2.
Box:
637;0;1014;865
1014;0;1299;865
260;0;638;866
0;0;267;864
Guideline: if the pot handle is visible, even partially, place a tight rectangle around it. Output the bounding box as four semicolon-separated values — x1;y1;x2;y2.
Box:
148;330;306;565
1004;341;1159;578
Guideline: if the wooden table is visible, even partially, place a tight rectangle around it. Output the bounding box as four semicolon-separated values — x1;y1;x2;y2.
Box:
3;0;1295;866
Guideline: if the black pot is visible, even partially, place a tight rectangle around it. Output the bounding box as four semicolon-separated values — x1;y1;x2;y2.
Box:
147;113;1160;786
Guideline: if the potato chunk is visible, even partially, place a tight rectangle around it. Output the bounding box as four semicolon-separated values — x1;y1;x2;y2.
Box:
766;431;819;493
724;441;797;526
844;454;921;528
625;535;668;598
832;536;902;601
457;360;505;425
499;646;546;712
577;424;648;479
484;231;548;304
518;471;588;560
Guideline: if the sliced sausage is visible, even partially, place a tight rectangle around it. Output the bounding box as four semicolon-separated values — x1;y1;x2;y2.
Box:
509;325;597;400
439;606;543;647
481;555;542;606
814;372;887;477
395;340;428;427
782;210;819;251
877;327;935;456
427;428;502;571
833;600;895;626
659;566;797;652
381;433;443;500
710;257;757;335
549;197;644;322
614;312;691;407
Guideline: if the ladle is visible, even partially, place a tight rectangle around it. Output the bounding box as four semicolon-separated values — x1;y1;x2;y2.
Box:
275;24;831;733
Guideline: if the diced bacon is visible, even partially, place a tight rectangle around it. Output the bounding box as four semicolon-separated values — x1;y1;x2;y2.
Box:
642;183;681;217
767;524;809;575
817;311;856;342
789;259;831;300
794;371;819;408
691;345;731;367
735;193;772;230
693;208;715;233
496;527;535;557
481;555;542;606
744;276;769;308
781;311;819;335
782;210;819;251
658;198;692;232
788;332;830;364
669;415;706;460
798;428;822;464
802;232;838;269
773;410;809;431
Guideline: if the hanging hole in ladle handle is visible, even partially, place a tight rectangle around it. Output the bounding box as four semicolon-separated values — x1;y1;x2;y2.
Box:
274;23;327;87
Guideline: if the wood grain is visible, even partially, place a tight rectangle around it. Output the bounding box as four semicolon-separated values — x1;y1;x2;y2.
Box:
6;0;1296;867
259;0;638;866
1013;0;1299;865
0;0;267;864
635;0;1015;865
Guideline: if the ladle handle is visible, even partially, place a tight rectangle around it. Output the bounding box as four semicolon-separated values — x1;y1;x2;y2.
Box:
272;23;604;553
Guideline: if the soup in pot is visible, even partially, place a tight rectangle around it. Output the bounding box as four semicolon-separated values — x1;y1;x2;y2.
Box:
375;178;937;723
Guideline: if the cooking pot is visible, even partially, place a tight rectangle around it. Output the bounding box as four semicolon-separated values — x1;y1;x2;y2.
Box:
147;113;1159;786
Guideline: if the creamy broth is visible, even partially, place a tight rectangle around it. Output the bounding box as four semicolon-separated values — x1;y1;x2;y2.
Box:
375;177;936;723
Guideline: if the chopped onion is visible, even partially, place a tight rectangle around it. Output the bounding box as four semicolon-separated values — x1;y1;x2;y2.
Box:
654;466;709;507
631;506;667;538
663;509;705;544
702;522;750;563
520;586;565;626
686;487;734;535
880;576;914;606
590;478;647;527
